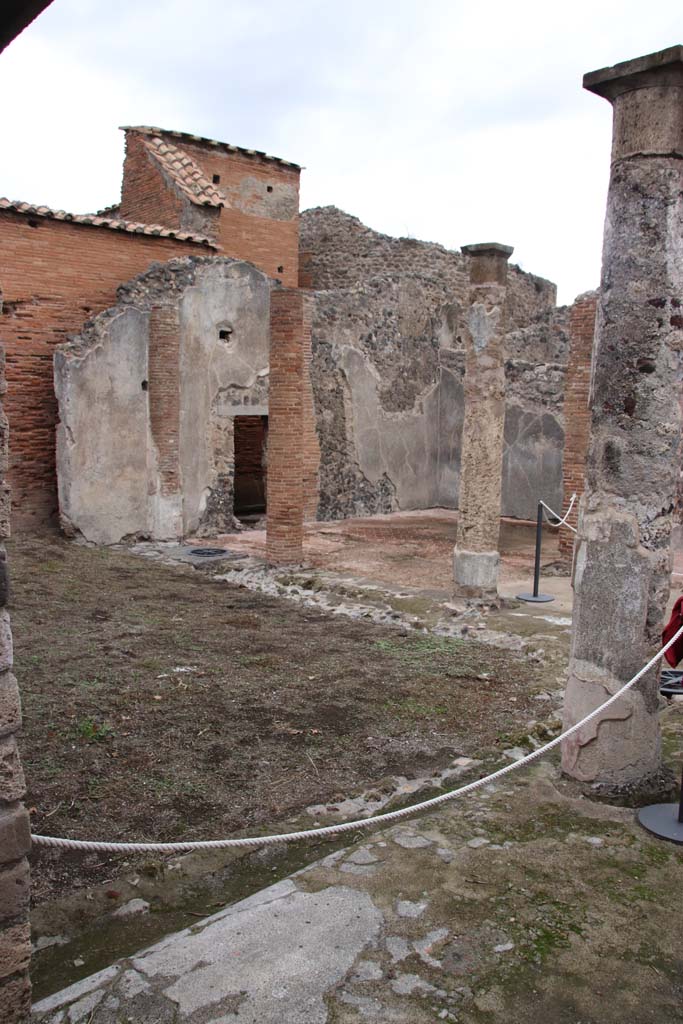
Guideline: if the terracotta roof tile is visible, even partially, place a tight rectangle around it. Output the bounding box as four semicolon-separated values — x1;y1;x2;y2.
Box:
0;198;217;247
122;125;301;171
141;134;225;208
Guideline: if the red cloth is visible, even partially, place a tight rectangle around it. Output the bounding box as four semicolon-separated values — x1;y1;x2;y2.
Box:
662;595;683;667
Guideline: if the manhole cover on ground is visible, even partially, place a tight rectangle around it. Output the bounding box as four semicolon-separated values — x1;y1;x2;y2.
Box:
189;548;247;560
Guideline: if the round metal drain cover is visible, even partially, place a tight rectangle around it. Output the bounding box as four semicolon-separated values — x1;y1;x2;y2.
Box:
190;547;244;559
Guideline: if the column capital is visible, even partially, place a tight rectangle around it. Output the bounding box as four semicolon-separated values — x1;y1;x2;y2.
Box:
461;242;513;260
461;243;513;286
584;45;683;101
584;46;683;160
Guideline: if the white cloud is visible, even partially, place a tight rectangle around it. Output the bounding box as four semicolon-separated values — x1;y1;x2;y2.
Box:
1;0;681;302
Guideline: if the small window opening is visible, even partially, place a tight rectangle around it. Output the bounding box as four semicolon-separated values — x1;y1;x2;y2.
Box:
219;327;233;341
141;380;149;391
27;219;39;228
267;185;273;193
277;265;284;274
212;174;221;184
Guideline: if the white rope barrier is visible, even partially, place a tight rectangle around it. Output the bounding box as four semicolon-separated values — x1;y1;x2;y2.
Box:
31;622;683;855
540;493;577;533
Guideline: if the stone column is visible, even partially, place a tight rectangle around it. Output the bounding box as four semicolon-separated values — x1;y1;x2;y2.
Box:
558;292;598;562
562;46;683;797
453;242;513;600
0;339;32;1019
266;288;313;565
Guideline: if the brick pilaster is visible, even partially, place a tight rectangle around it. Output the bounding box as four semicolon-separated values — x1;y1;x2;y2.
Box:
266;289;313;564
558;292;598;559
148;304;181;495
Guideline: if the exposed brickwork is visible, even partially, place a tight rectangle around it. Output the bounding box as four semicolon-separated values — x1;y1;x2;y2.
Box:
266;289;314;563
0;210;209;529
149;304;181;495
0;325;32;1022
122;128;301;287
234;415;267;514
119;130;186;231
559;292;598;559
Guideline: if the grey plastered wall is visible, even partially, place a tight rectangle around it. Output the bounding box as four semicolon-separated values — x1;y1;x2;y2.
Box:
55;257;272;544
303;207;569;522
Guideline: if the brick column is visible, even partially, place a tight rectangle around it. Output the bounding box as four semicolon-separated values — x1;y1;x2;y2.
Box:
301;300;320;522
0;339;32;1020
266;288;313;564
558;292;598;560
562;46;683;796
149;304;181;495
453;242;513;600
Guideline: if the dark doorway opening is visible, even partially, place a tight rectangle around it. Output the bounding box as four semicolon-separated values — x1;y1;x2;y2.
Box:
234;415;268;522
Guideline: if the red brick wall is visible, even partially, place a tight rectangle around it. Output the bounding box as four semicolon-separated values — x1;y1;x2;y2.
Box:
559;292;598;558
119;132;184;230
121;132;301;288
176;141;300;288
0;210;210;529
267;289;313;563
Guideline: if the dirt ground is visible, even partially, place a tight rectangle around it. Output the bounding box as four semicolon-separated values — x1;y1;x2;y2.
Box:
9;531;548;907
215;509;563;594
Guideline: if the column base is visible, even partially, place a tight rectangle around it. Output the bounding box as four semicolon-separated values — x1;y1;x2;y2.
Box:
453;547;499;600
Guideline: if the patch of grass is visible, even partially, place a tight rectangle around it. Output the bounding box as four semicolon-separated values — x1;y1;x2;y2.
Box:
384;697;447;718
75;718;114;743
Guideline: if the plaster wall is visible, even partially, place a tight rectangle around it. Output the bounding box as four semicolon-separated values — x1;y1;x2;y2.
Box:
304;208;569;523
55;258;271;544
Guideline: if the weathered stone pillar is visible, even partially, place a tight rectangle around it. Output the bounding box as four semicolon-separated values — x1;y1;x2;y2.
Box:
0;338;31;1019
266;288;313;564
453;242;513;599
558;292;598;561
562;46;683;796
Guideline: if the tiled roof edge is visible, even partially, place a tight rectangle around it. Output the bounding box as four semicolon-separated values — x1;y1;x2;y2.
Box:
121;125;301;170
141;135;224;208
0;198;218;248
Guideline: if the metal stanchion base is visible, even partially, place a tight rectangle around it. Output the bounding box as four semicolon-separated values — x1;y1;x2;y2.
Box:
638;803;683;844
516;593;555;603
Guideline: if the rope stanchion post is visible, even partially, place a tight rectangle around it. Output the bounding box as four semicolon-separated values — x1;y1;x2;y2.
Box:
516;500;554;604
638;761;683;844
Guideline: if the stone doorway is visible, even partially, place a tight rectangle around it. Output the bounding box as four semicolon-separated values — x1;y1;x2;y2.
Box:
234;414;268;522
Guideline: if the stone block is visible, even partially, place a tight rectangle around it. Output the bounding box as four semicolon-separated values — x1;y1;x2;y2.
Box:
0;806;31;864
0;921;31;979
0;859;29;926
0;969;31;1022
0;483;10;542
0;548;9;608
0;737;25;803
0;610;11;674
453;548;499;596
0;673;21;738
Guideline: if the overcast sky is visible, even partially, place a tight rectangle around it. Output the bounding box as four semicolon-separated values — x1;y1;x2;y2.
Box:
1;1;681;303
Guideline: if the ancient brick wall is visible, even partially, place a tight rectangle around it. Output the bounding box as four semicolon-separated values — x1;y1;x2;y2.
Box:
119;132;186;234
559;292;598;558
267;289;315;563
302;207;569;522
0;330;31;1021
0;210;212;529
121;129;301;288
